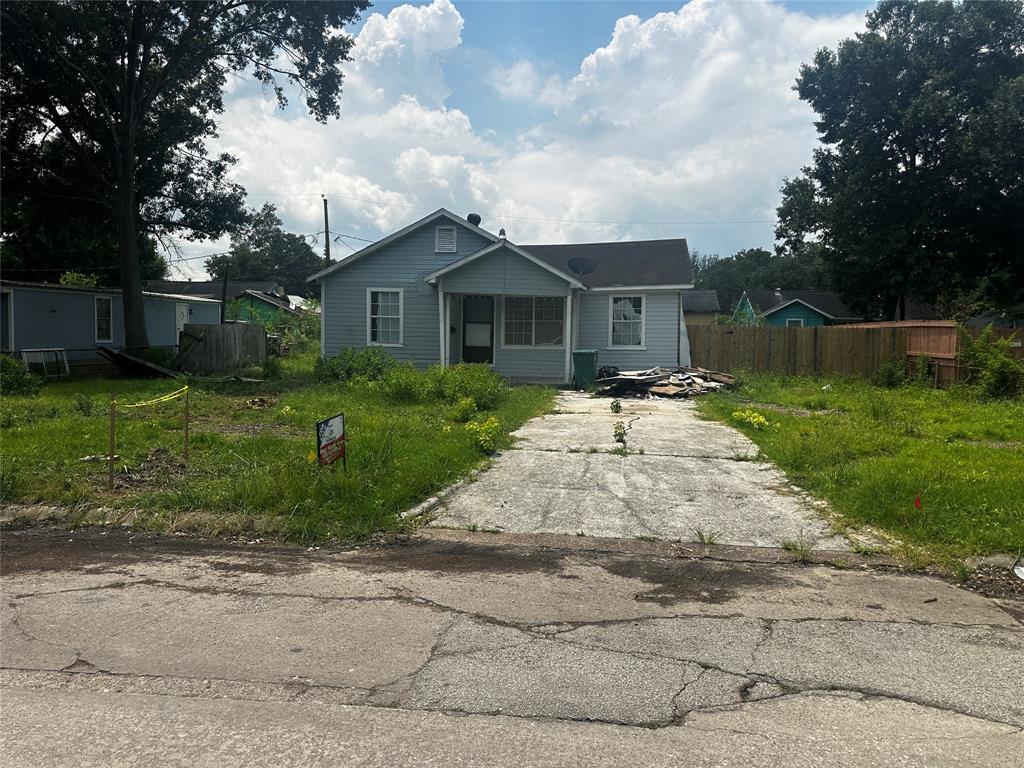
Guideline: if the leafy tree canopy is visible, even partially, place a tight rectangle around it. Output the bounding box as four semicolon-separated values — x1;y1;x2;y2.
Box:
776;0;1024;320
694;247;831;313
0;1;368;347
206;203;323;296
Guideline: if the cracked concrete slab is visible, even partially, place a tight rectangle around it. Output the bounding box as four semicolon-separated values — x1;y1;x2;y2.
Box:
2;529;1022;765
409;617;702;725
433;450;847;548
2;686;1020;767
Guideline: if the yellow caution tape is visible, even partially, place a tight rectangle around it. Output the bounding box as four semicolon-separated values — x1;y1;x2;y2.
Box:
120;385;189;409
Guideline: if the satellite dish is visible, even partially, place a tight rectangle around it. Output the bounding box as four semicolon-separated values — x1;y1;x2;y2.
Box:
567;256;596;280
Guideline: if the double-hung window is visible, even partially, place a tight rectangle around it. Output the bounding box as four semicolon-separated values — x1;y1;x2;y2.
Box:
95;296;113;343
503;296;564;347
367;289;402;346
609;295;645;348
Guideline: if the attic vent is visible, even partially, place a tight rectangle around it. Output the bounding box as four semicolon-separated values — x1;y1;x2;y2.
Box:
435;225;457;253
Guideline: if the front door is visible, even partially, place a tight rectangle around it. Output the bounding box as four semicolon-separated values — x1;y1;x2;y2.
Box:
175;303;188;343
462;295;494;364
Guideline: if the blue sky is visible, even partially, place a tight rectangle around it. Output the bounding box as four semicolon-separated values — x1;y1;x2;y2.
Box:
183;1;872;278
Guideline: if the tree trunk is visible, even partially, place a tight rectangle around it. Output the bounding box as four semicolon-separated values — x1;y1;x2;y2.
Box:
115;178;149;350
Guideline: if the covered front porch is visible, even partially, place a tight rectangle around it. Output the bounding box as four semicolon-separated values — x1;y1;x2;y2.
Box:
424;240;585;385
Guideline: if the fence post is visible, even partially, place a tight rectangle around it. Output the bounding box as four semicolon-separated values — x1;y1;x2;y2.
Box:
184;387;190;466
108;392;116;492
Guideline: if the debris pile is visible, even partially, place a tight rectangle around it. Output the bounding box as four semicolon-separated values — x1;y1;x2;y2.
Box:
594;366;736;398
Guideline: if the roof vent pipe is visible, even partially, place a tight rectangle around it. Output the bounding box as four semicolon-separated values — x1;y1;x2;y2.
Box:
467;212;482;226
499;228;507;239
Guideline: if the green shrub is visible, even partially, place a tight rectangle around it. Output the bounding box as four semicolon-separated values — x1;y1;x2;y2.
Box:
959;326;1023;398
452;396;477;422
0;355;40;396
73;393;96;416
465;415;502;453
316;347;397;382
262;355;283;380
427;364;506;409
871;359;909;388
380;363;428;403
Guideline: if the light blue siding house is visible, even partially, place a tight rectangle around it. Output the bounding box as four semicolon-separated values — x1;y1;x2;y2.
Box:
1;280;221;369
308;209;696;384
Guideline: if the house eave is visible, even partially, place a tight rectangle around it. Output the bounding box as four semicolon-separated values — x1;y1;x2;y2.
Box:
306;208;500;283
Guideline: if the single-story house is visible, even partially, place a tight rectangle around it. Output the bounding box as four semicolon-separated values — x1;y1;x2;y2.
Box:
735;289;861;327
307;208;697;384
965;303;1024;331
1;280;220;369
227;289;299;325
145;279;283;301
680;289;721;325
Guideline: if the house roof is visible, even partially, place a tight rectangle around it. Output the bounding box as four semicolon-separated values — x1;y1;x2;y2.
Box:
681;289;721;313
306;208;499;282
744;290;861;321
242;289;298;313
145;280;279;299
1;279;220;303
520;239;692;289
423;241;586;289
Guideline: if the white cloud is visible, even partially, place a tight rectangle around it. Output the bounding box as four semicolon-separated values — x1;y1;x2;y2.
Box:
180;0;865;277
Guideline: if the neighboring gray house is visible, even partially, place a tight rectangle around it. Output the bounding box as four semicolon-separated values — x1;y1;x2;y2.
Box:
307;209;696;384
1;280;221;367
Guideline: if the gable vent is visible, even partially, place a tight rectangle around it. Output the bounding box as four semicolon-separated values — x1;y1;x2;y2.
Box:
435;225;457;253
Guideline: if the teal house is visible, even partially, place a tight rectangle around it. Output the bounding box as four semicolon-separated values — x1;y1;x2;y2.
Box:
734;290;861;327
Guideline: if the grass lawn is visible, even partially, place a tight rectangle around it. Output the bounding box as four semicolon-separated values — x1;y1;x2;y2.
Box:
0;351;554;542
697;375;1024;561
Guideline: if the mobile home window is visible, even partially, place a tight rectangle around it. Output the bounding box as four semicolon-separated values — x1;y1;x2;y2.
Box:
503;296;564;346
367;289;402;346
95;296;113;343
609;295;644;347
435;225;457;253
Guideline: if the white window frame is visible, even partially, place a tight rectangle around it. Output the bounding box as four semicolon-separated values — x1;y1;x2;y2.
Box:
366;288;403;347
786;318;805;327
434;225;457;254
501;296;566;349
607;294;646;349
94;295;113;343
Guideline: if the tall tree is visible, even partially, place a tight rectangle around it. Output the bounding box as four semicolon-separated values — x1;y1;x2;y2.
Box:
776;0;1024;319
206;203;322;296
1;1;368;348
0;137;168;284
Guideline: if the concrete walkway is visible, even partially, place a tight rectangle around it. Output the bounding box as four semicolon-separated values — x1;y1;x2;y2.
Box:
433;392;849;549
1;529;1021;767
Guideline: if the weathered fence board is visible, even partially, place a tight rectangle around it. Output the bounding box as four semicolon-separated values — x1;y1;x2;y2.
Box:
176;322;266;374
687;325;909;379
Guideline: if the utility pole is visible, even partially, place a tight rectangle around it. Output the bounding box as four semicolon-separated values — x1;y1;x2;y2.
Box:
322;194;331;267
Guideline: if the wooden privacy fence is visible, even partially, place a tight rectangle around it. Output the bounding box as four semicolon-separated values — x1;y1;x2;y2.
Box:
176;322;266;374
687;325;909;378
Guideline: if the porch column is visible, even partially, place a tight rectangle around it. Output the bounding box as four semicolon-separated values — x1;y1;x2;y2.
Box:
444;292;452;367
437;279;446;367
564;289;573;385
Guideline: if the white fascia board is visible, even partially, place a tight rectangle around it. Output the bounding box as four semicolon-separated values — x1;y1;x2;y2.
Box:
306;208;500;283
588;284;694;292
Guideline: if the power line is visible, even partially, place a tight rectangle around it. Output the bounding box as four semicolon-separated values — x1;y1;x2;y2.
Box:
245;191;778;227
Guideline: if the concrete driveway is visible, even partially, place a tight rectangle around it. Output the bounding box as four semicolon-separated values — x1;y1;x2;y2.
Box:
433;392;849;549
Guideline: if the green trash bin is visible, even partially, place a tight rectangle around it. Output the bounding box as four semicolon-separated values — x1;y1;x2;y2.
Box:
572;349;599;389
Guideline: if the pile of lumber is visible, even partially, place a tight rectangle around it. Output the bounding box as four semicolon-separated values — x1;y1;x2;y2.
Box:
594;366;736;398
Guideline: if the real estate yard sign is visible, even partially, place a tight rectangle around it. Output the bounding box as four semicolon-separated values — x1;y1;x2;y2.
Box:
316;413;346;468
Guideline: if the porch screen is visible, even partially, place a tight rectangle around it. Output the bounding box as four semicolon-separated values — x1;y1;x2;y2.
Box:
503;296;564;346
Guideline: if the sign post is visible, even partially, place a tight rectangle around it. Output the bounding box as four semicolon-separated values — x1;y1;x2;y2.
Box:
108;392;116;491
316;413;346;469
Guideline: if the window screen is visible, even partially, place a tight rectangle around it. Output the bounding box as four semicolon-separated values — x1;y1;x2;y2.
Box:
610;296;643;346
95;296;113;342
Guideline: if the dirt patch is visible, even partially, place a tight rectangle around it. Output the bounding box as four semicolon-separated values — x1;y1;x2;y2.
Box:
0;527;314;577
960;564;1024;602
